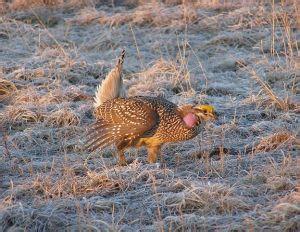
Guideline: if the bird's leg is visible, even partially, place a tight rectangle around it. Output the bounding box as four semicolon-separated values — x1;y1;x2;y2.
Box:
117;149;127;166
116;141;129;166
147;145;161;163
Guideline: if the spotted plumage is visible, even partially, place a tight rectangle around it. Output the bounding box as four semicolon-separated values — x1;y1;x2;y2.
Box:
86;49;217;165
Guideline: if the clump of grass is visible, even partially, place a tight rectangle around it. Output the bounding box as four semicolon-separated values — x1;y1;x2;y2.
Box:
64;86;91;102
32;173;86;199
64;0;98;9
252;191;300;231
0;1;298;231
204;32;257;48
0;1;8;14
69;3;200;28
33;167;126;199
86;171;127;193
163;183;250;214
267;154;295;177
69;6;103;25
0;199;84;231
141;59;183;84
9;0;63;11
36;87;90;106
12;86;89;109
155;213;211;231
250;70;292;111
0;106;45;127
128;57;194;97
266;176;294;191
0;78;17;101
46;108;80;127
270;202;300;221
8;0;101;12
260;153;297;192
13;88;40;106
5;166;127;202
254;131;295;153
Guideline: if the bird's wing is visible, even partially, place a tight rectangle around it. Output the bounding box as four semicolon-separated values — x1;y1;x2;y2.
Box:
86;98;158;152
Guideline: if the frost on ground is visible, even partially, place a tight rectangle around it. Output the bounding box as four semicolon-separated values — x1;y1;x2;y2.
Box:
0;1;299;231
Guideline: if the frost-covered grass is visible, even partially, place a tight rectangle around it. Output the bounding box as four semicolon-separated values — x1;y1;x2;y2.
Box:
0;1;299;231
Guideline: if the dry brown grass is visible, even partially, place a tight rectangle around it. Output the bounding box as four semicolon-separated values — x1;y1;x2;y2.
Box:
0;1;298;231
10;0;62;10
163;183;250;214
0;78;17;101
30;170;126;199
0;106;45;126
250;70;293;111
68;3;199;27
46;108;80;127
2;164;128;206
128;58;194;97
9;0;96;11
0;1;8;14
251;190;300;231
266;176;294;191
254;131;296;153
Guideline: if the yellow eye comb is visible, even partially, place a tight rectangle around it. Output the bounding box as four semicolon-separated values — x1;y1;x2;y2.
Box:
195;105;215;113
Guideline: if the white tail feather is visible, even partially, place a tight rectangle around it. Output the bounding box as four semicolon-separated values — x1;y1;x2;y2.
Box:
94;49;126;108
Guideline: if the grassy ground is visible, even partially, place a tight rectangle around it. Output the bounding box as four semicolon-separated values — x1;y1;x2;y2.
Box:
0;0;299;231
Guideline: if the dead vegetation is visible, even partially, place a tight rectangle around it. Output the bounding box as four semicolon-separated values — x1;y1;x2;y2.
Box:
254;131;296;153
0;0;299;231
46;108;80;126
162;183;250;215
0;78;17;101
0;105;46;126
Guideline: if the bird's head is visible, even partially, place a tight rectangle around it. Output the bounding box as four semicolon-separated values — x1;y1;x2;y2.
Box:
180;104;217;128
193;105;217;121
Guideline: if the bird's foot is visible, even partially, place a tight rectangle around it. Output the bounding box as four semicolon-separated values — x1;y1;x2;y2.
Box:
118;158;136;166
118;159;128;166
148;162;161;169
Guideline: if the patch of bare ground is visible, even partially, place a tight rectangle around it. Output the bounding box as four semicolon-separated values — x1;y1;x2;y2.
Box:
0;0;299;231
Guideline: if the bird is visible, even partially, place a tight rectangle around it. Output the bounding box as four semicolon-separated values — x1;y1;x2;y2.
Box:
86;49;217;165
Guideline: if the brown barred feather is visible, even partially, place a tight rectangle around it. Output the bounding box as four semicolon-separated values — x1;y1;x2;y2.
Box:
86;100;159;152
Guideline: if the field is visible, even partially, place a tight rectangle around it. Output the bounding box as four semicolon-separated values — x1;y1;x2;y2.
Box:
0;0;299;231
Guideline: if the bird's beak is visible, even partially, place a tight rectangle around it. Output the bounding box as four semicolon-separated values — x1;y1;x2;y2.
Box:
210;112;218;121
214;111;219;120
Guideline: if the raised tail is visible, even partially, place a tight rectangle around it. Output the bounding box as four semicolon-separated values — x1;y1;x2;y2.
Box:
94;49;126;108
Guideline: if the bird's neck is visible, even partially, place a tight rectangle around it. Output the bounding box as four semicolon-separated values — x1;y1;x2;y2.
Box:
177;105;200;128
183;112;198;128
